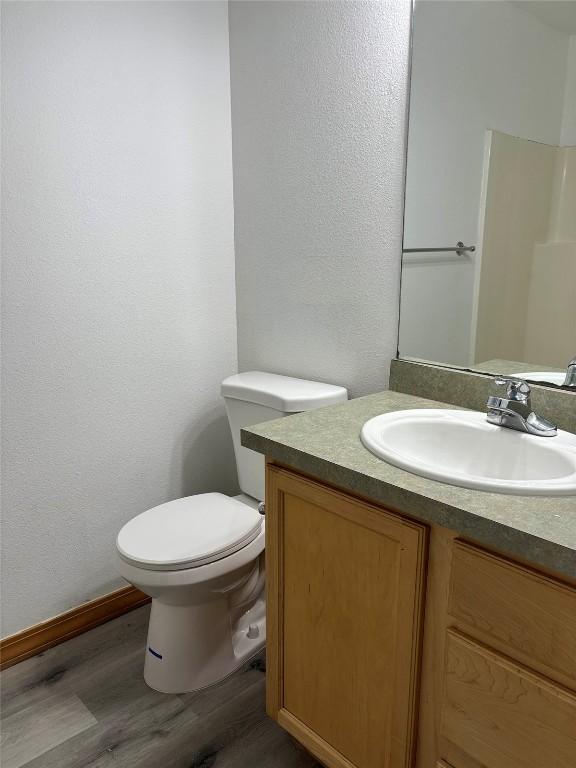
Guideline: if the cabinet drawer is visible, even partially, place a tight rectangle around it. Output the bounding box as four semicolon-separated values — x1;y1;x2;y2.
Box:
448;541;576;687
440;630;576;768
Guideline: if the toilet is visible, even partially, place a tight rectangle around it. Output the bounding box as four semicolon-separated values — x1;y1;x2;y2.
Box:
115;371;347;693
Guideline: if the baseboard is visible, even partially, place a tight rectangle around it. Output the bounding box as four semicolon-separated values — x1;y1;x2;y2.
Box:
0;585;150;670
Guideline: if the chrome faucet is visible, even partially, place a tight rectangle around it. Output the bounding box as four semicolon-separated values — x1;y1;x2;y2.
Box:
564;357;576;388
486;377;557;437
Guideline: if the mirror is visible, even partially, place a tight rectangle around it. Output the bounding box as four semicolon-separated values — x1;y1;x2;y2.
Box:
399;0;576;389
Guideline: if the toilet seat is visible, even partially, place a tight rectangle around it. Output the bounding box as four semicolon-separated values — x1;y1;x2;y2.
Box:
116;493;262;571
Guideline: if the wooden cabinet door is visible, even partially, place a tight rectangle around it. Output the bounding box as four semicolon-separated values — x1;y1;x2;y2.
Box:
266;465;428;768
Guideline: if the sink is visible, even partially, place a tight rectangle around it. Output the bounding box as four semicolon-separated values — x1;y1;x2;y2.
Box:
360;409;576;496
511;371;565;386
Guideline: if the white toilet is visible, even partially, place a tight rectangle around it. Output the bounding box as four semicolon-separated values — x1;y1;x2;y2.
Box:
115;371;347;693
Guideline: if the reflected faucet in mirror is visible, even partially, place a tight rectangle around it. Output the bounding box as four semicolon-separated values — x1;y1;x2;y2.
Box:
486;378;557;437
564;357;576;387
509;356;576;388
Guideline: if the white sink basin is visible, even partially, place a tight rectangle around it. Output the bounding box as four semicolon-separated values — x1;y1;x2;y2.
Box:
361;409;576;496
513;371;565;386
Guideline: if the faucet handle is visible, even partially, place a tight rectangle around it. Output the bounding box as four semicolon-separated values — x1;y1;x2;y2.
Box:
488;376;557;437
493;376;531;403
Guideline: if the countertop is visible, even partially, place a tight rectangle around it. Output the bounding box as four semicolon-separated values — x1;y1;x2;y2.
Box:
242;390;576;579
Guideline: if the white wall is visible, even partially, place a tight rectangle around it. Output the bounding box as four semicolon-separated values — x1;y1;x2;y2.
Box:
400;0;570;366
561;35;576;146
1;1;238;636
229;0;412;397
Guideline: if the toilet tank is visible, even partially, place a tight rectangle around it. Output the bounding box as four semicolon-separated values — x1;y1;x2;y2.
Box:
221;372;348;501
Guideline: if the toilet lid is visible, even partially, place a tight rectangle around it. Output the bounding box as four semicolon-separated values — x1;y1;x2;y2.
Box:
116;493;263;571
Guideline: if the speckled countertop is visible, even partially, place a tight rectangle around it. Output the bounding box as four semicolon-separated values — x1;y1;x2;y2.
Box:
242;390;576;579
472;358;559;376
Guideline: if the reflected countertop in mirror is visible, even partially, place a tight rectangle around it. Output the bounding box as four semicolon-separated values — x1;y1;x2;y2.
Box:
472;359;571;388
398;0;576;392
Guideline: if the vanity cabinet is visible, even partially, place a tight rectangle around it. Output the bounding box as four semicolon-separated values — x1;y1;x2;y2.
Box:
432;540;576;768
265;465;428;768
265;463;576;768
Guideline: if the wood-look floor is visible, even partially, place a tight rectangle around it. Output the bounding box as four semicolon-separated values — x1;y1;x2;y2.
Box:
0;606;319;768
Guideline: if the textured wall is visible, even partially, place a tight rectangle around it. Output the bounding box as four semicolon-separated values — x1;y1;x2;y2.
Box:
229;0;411;397
1;1;238;636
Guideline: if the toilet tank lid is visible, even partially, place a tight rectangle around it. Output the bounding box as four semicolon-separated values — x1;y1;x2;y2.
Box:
221;371;348;412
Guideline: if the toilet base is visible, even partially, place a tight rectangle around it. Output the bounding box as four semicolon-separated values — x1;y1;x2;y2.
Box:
143;594;266;693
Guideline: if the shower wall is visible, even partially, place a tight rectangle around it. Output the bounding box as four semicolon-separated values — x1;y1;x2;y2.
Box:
474;134;576;368
524;147;576;367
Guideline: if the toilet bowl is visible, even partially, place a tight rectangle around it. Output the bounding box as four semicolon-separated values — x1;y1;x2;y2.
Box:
115;492;265;693
116;372;347;693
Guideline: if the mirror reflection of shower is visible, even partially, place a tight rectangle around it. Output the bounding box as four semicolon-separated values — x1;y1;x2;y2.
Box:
399;0;576;387
474;135;575;372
